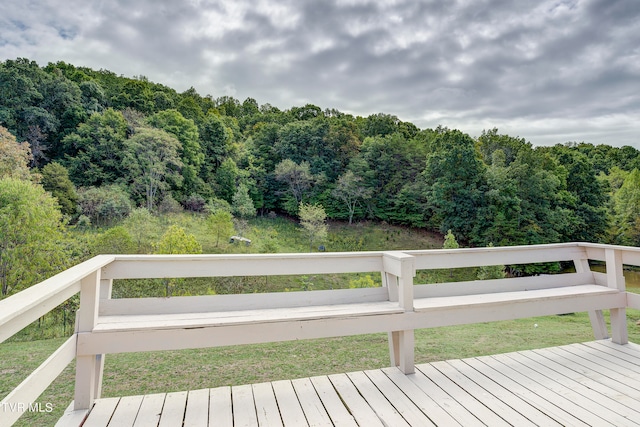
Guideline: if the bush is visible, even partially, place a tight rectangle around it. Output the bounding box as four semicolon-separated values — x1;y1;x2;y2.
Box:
77;185;132;226
157;193;182;214
183;193;207;212
91;226;136;254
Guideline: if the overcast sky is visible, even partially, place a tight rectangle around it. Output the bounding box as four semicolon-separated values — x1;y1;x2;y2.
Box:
1;0;639;147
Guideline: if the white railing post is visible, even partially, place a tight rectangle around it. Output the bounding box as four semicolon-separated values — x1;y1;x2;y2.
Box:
574;255;609;340
74;269;101;410
383;252;415;374
606;248;628;344
93;278;112;400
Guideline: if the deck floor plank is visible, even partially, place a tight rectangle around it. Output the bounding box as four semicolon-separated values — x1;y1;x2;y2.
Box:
184;388;210;427
500;352;632;426
308;376;358;427
108;395;143;426
445;359;561;427
541;346;640;401
417;363;510;426
251;382;283;427
487;353;610;426
589;340;640;364
132;393;165;427
363;369;435;426
580;341;640;372
381;367;462;426
514;350;640;423
82;397;120;427
291;377;333;427
328;373;384;427
62;340;640;427
231;384;258;427
208;386;232;427
272;380;308;427
466;356;589;427
408;366;483;426
346;371;411;427
432;360;537;427
158;391;187;427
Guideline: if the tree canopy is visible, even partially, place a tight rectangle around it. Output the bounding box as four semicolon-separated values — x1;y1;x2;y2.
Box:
1;57;639;253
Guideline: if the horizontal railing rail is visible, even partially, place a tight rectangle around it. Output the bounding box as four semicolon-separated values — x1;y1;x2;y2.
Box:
1;243;639;426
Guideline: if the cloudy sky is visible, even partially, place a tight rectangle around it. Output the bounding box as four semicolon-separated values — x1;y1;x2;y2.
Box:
1;0;639;147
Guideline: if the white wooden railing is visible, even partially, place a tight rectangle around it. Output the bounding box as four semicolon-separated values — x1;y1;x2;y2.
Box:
1;242;639;426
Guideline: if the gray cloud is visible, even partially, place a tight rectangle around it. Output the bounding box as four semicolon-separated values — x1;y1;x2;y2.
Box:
1;0;639;147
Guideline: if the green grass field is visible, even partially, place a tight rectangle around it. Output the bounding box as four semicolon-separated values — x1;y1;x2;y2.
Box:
3;216;640;425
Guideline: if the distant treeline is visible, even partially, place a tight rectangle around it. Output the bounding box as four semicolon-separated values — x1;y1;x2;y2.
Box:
2;57;640;248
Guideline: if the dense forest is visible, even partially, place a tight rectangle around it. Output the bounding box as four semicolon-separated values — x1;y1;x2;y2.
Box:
2;57;640;298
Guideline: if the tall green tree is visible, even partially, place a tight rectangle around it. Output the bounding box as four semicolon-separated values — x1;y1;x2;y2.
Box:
275;119;334;179
124;127;183;210
207;210;235;247
332;170;372;224
77;185;132;226
123;207;158;253
148;109;204;198
156;225;202;254
550;148;608;242
0;126;32;180
40;162;78;216
199;112;231;183
274;159;318;214
62;108;129;186
612;169;640;245
214;158;240;203
350;132;427;222
0;178;66;296
422;130;487;242
231;183;257;219
478;150;522;246
299;203;328;251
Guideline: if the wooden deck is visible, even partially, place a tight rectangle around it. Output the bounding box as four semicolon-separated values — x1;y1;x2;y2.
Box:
59;340;640;427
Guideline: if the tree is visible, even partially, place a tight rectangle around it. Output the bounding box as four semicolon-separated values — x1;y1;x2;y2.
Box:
0;125;32;180
232;183;257;219
62;108;129;186
207;210;235;247
350;132;427;222
479;150;522;246
148;109;204;197
0;178;66;296
77;185;132;226
124;127;183;210
274;159;318;213
40;162;78;216
275;119;335;180
156;225;202;254
199;112;231;183
299;203;328;251
362;112;399;137
123;208;158;253
91;226;136;255
440;229;460;280
422;130;487;243
443;229;459;249
214;158;239;202
332;170;372;224
612;169;640;245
